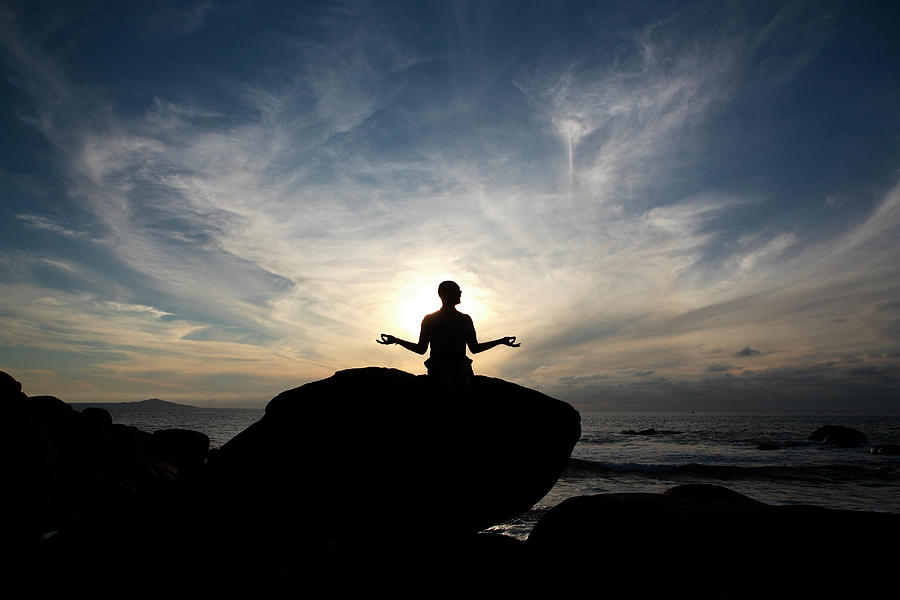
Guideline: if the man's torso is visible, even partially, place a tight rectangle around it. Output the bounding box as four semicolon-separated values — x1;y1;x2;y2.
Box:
422;308;474;360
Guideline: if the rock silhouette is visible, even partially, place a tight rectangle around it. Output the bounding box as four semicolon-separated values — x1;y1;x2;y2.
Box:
0;372;212;595
16;368;579;595
527;483;900;596
211;367;582;547
809;424;868;447
0;374;211;535
9;367;900;596
150;428;210;473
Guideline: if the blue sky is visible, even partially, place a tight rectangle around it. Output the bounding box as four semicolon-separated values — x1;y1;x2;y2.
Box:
2;0;899;410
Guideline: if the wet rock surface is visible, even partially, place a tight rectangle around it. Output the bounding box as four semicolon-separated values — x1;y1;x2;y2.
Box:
809;424;868;447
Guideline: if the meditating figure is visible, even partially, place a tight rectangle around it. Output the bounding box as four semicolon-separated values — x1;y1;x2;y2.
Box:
378;280;520;389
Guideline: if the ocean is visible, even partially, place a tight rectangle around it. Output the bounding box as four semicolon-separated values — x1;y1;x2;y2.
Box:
98;405;900;540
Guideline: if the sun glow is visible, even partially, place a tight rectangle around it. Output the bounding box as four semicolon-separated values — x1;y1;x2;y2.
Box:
392;278;494;340
397;287;442;337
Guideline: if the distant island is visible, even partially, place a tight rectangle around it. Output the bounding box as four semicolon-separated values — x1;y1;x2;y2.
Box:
69;398;199;409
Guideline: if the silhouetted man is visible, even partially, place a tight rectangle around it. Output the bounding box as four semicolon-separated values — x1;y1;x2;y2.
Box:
378;280;520;389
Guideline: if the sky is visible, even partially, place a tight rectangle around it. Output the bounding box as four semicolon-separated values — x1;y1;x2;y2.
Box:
1;0;899;411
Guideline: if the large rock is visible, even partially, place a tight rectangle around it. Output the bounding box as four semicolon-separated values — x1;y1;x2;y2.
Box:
211;367;581;551
151;428;210;473
527;484;900;596
809;424;868;447
1;370;28;406
0;374;55;564
0;373;209;556
38;368;579;596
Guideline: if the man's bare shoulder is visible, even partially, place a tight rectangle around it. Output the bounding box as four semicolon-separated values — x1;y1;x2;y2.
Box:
422;310;442;322
422;308;471;325
421;310;442;329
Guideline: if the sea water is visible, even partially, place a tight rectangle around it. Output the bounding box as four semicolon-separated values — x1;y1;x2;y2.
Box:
97;404;265;449
100;405;900;540
493;412;900;539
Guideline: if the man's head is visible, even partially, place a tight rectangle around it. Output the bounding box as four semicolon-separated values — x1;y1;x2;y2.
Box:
438;280;461;306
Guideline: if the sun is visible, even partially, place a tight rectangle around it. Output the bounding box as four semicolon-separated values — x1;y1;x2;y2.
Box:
393;279;494;339
397;287;443;337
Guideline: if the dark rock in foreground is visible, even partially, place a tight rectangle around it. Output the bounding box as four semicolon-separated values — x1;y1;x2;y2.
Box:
1;371;213;594
13;366;900;596
151;428;210;473
0;374;211;534
809;424;868;447
31;367;578;596
527;483;900;596
211;367;581;549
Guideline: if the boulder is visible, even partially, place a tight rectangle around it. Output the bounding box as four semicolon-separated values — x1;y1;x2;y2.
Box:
663;483;764;504
0;375;55;557
809;425;868;447
211;367;581;552
0;374;212;546
1;370;28;406
151;428;210;473
527;484;900;596
81;406;113;428
38;368;578;596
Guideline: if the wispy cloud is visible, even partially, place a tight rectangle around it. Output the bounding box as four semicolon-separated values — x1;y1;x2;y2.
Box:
16;213;96;241
1;1;898;408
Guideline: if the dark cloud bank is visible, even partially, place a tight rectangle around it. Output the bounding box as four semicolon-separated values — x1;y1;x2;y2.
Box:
555;359;900;412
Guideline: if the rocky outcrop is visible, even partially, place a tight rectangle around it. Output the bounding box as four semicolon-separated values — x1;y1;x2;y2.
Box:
210;367;581;551
0;372;209;545
24;368;578;595
18;365;899;596
151;428;210;473
809;424;868;447
0;375;54;565
527;484;900;596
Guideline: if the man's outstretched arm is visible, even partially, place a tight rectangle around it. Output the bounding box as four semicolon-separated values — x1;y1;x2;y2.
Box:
377;328;428;355
467;335;520;354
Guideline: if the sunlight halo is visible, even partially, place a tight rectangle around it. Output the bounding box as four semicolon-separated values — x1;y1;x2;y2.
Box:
387;276;493;340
